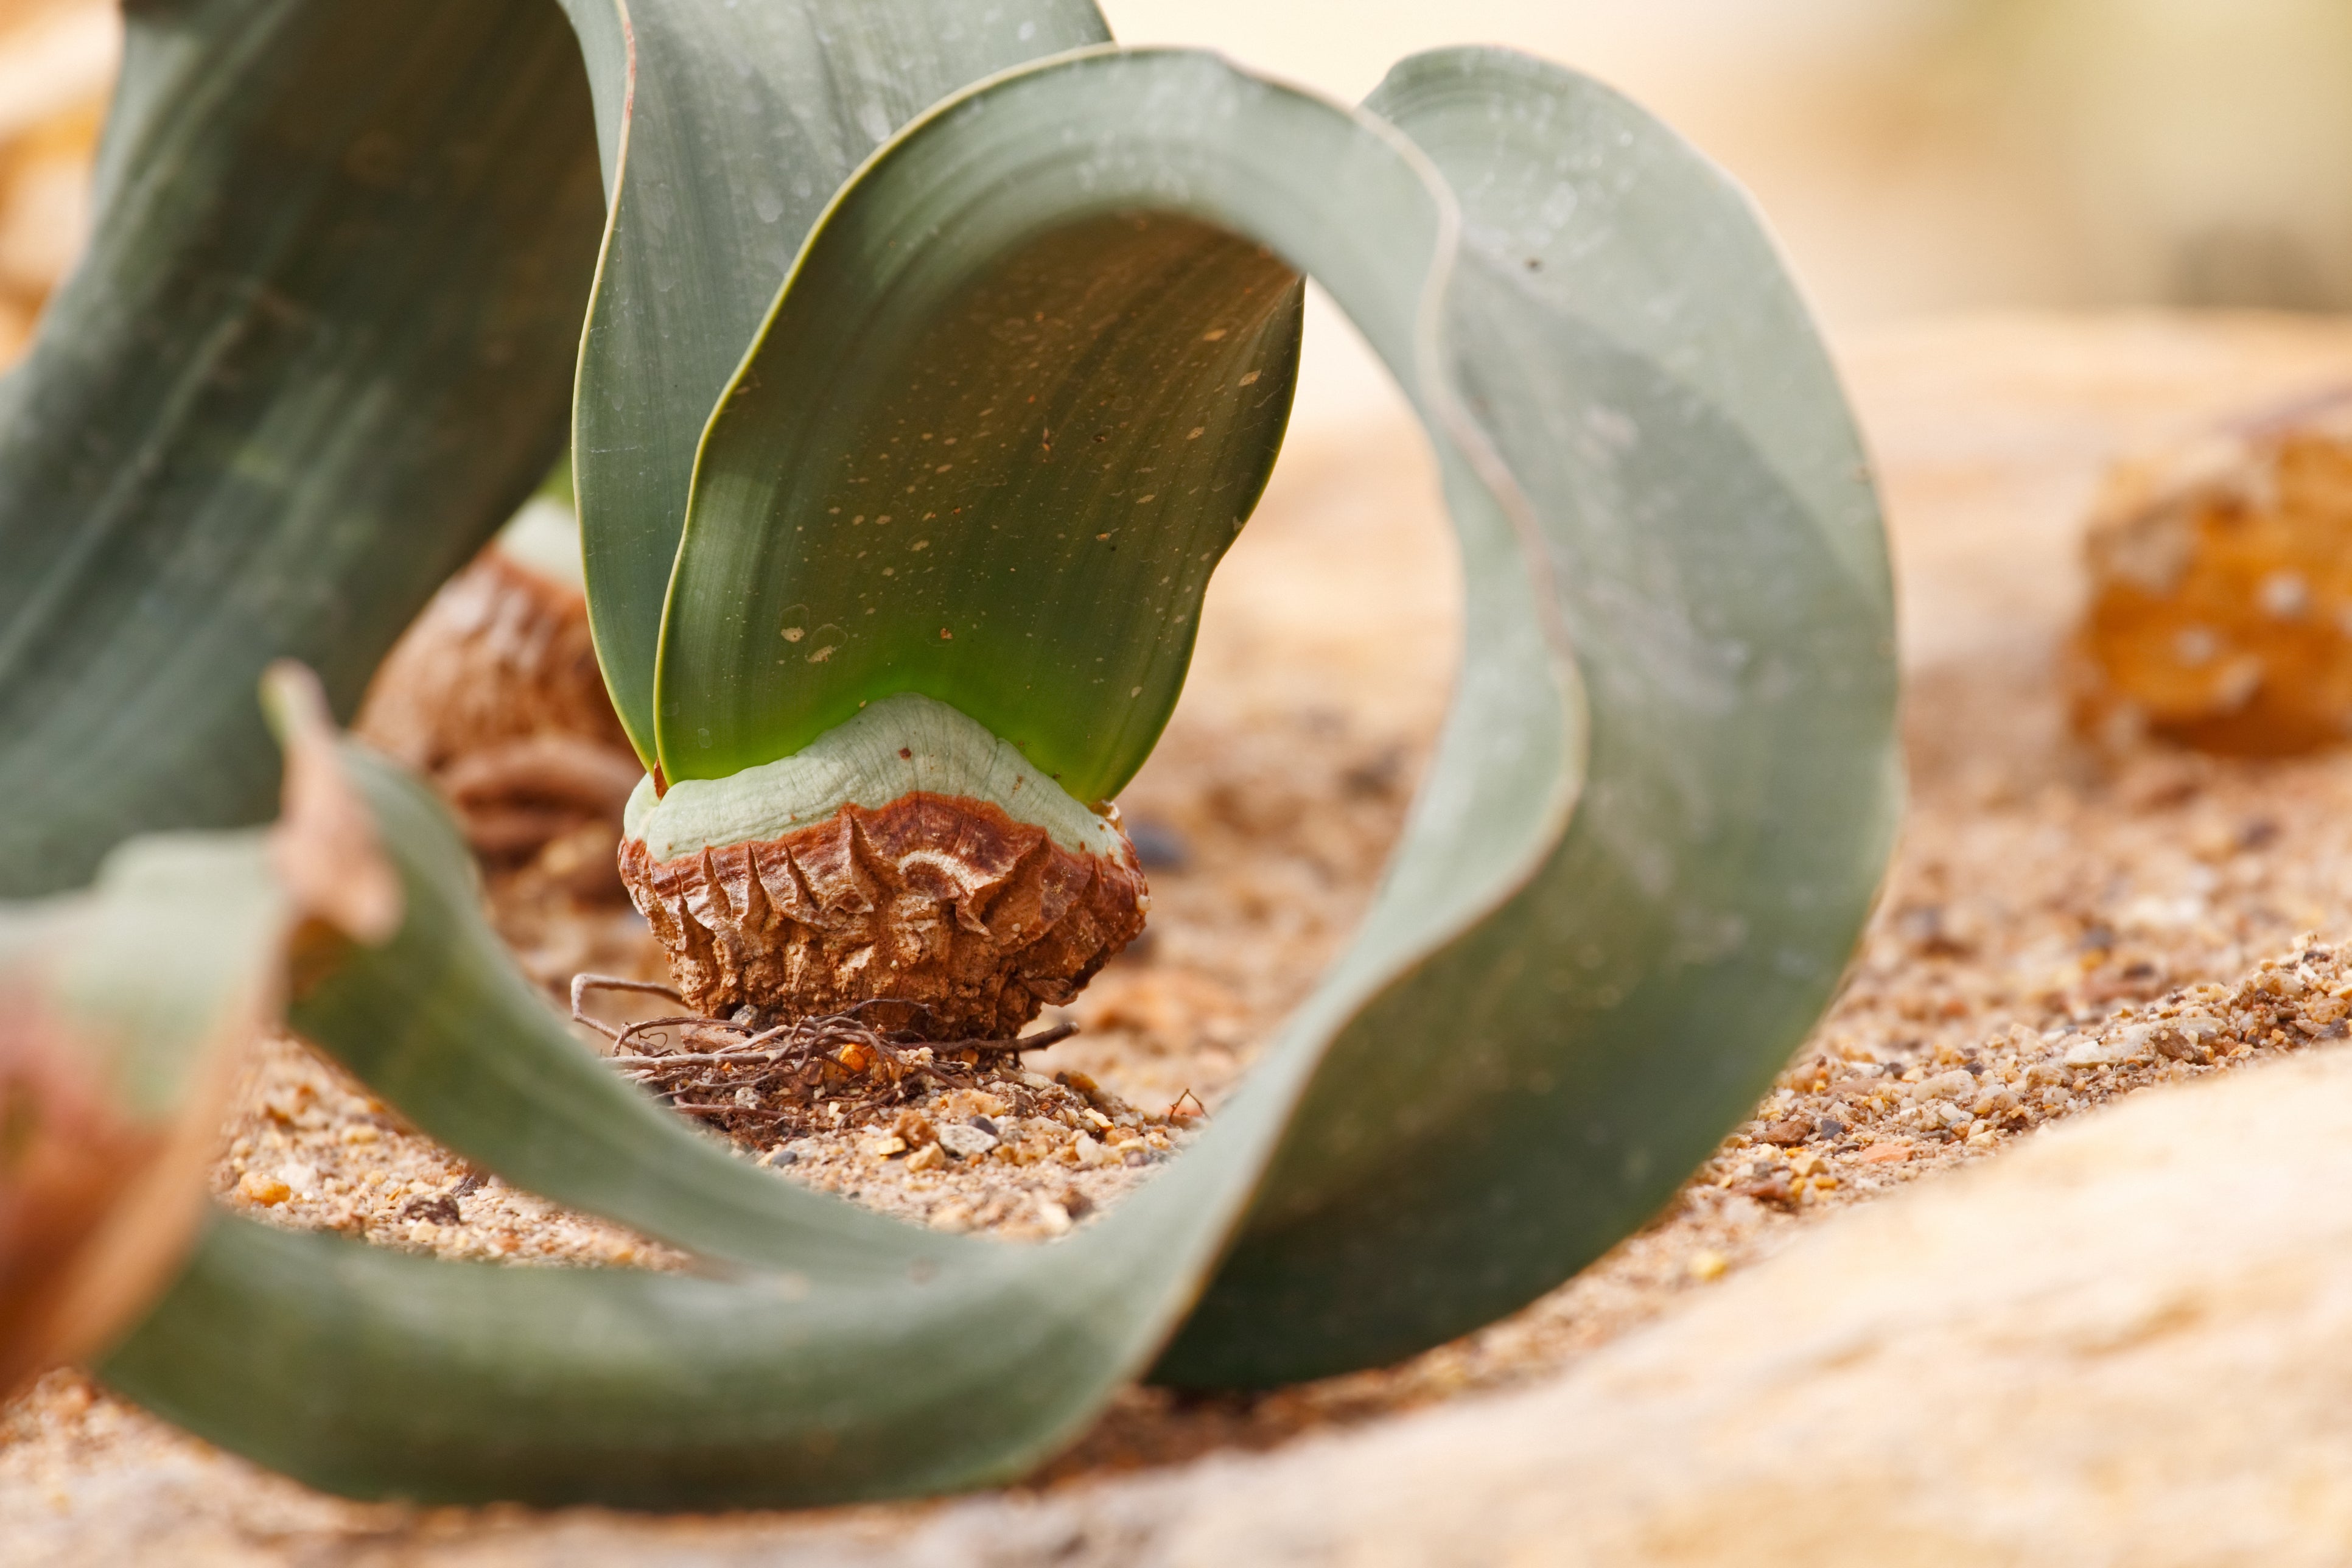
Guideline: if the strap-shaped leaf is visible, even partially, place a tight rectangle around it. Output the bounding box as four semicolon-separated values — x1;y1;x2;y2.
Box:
1158;47;1900;1383
0;0;604;897
99;742;1247;1506
560;0;1116;766
100;47;1894;1506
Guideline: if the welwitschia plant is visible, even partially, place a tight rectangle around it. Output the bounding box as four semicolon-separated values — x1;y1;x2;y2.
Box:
0;0;1896;1507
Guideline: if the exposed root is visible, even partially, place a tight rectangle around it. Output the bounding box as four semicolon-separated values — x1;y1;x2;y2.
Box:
569;974;1075;1141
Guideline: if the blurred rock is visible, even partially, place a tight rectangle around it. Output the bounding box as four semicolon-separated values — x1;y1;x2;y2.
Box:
1121;817;1191;873
876;1043;2352;1565
0;0;113;367
356;500;640;868
2070;388;2352;755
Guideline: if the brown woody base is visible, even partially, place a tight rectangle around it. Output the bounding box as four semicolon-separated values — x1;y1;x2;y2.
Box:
618;791;1147;1041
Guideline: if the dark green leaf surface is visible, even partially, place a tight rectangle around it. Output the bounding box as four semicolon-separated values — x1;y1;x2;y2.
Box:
0;0;603;897
99;47;1895;1506
1156;47;1900;1384
561;0;1116;766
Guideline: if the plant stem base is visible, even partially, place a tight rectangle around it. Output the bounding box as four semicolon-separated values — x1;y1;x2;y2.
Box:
617;792;1147;1040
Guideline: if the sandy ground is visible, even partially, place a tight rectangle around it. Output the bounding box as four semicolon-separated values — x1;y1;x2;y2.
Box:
10;310;2352;1560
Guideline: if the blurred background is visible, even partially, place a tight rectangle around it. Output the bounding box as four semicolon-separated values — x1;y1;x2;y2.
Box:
0;0;105;363
1105;0;2352;325
9;0;2352;397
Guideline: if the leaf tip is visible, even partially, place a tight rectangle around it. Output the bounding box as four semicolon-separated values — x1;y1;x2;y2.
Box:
259;662;403;946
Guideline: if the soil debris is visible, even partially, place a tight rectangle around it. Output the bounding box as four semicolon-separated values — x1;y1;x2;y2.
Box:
559;973;1192;1231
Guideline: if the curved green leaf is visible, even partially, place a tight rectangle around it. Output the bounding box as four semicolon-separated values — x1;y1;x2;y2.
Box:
561;0;1118;766
0;0;604;897
654;200;1302;795
1155;47;1900;1384
290;747;950;1278
8;833;284;1115
101;46;1893;1505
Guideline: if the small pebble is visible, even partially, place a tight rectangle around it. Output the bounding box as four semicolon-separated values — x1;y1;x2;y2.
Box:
1969;1087;2018;1118
1913;1069;1978;1105
239;1173;291;1206
937;1122;999;1160
1125;817;1191;871
2064;1038;2124;1068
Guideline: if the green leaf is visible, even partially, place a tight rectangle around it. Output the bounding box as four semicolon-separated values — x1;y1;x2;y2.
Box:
96;737;1260;1507
0;0;1118;893
105;1188;1217;1508
289;747;948;1277
99;46;1894;1506
1157;46;1901;1384
562;0;1118;767
653;198;1301;796
0;0;605;897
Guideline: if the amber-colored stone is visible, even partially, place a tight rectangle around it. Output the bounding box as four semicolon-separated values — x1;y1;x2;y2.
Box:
2071;394;2352;754
618;792;1148;1041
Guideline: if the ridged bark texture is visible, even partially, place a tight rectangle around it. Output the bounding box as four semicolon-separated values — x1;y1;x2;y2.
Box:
618;793;1147;1039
